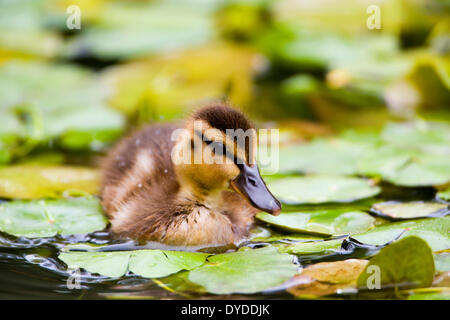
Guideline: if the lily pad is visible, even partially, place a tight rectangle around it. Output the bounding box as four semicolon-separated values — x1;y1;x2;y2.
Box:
60;251;130;278
357;236;435;290
249;226;325;243
381;121;450;154
434;252;450;272
287;259;368;297
358;146;450;187
0;61;125;155
59;249;208;279
256;209;375;236
0;165;100;199
129;250;209;279
370;201;449;220
278;139;370;175
283;217;450;255
407;288;450;300
0;197;107;238
156;271;207;295
267;176;380;205
65;1;217;59
103;43;256;120
437;188;450;201
188;247;298;294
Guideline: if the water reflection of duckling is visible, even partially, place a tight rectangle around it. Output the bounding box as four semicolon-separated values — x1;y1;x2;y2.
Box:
100;104;281;247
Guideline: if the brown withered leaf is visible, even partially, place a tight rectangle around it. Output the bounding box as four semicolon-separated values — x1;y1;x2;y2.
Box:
287;259;368;297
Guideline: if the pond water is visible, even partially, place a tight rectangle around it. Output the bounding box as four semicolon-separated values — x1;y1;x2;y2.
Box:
0;229;294;299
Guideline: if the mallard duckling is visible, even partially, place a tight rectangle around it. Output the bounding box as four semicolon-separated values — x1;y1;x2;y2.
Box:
100;104;281;247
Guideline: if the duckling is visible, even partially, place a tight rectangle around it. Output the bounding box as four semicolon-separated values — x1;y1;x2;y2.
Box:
100;104;281;247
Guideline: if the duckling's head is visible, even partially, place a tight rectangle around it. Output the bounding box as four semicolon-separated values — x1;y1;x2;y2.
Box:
172;104;281;215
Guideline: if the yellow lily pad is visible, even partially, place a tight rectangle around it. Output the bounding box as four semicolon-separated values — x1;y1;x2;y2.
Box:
0;165;99;199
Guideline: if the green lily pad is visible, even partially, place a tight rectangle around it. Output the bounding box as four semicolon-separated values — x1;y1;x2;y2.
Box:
434;252;450;272
256;209;375;236
0;197;107;238
60;251;131;278
0;61;125;155
267;176;380;205
249;226;325;243
59;249;208;279
283;217;450;255
188;247;298;294
370;201;449;220
354;217;450;250
437;188;450;201
281;238;343;256
65;1;216;59
278;139;370;175
156;271;207;295
407;288;450;300
358;146;450;187
0;165;99;199
357;236;435;290
381;121;450;154
129;250;209;278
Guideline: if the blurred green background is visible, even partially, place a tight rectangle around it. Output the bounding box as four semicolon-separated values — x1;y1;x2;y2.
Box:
0;0;448;165
0;0;449;300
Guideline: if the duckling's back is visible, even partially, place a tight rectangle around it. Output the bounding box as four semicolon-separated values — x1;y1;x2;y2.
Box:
100;124;180;224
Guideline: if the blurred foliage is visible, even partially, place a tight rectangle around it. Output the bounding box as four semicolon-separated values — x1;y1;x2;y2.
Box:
0;0;449;300
0;0;447;135
102;43;263;121
0;60;124;162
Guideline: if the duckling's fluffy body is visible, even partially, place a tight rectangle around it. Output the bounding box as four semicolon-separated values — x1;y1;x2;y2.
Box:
101;107;261;247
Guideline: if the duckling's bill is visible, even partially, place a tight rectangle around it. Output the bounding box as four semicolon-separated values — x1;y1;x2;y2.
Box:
230;163;282;215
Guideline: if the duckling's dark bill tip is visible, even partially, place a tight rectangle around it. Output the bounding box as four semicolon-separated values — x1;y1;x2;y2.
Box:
271;207;281;216
264;200;281;216
230;164;282;216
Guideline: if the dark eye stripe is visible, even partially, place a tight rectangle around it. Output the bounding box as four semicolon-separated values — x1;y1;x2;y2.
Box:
194;130;244;164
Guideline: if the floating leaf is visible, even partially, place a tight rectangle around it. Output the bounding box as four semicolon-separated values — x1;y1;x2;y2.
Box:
407;288;450;300
156;271;207;295
0;165;99;199
257;209;375;236
281;239;343;256
103;43;257;119
65;1;218;59
0;61;125;154
60;251;130;278
283;217;450;255
381;121;450;154
188;247;298;294
437;188;450;201
287;259;368;297
59;249;208;279
267;176;380;205
370;201;449;220
278;139;370;175
357;236;435;290
434;252;450;272
0;197;107;238
354;217;450;250
129;250;209;279
358;146;450;187
249;226;324;243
